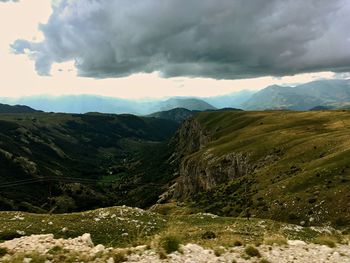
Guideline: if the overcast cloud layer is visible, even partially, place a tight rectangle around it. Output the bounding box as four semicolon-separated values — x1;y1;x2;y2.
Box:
11;0;350;79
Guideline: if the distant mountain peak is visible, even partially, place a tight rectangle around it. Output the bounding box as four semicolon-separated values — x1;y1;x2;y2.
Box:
158;98;216;112
243;79;350;110
0;103;40;113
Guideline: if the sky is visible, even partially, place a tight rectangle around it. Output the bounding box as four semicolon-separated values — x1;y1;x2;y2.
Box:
0;0;349;99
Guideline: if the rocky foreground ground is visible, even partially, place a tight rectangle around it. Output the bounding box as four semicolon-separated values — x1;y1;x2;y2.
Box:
0;233;350;263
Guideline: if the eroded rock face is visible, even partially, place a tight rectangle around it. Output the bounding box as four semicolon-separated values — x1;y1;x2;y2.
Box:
170;118;211;159
169;118;252;200
174;151;252;199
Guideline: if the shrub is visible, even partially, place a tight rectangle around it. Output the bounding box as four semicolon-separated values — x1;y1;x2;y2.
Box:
214;247;225;257
201;231;216;240
288;213;299;220
47;246;63;254
314;236;337;248
159;235;181;254
0;247;8;257
158;250;167;259
0;231;23;241
335;217;349;227
232;237;244;247
260;259;272;263
244;245;261;258
264;234;287;246
113;251;127;263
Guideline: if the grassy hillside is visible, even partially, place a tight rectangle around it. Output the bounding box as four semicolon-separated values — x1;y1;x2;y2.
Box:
148;108;197;123
176;110;350;227
0;112;179;213
0;103;39;113
0;206;343;248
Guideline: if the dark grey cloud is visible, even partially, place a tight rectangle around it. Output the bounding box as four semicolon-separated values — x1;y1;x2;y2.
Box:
11;0;350;79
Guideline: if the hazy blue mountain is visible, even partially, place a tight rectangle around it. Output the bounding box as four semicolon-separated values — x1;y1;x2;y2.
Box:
0;95;148;114
243;79;350;110
309;105;335;111
202;90;255;108
0;103;40;113
0;95;215;115
157;98;216;112
148;108;198;123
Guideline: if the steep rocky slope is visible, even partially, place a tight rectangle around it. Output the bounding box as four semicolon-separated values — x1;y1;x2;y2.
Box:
169;110;350;227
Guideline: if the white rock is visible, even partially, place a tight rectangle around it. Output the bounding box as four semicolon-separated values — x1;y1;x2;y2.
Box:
23;258;32;263
134;245;147;252
81;233;94;247
16;230;25;235
288;240;307;246
92;244;105;254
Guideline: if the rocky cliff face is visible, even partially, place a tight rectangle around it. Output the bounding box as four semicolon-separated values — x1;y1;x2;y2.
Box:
170;118;253;200
170;118;211;157
174;152;252;199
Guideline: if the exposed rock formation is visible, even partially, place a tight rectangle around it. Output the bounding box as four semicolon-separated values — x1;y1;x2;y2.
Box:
170;118;211;159
168;118;252;200
174;151;252;199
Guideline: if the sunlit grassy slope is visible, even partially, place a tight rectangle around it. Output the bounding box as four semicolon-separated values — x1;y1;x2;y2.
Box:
185;110;350;226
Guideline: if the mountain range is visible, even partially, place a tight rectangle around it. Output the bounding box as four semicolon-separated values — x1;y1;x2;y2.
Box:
0;96;216;115
2;79;350;114
243;79;350;110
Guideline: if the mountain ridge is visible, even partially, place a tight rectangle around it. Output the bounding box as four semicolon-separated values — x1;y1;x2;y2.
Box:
0;95;216;115
0;103;40;113
243;79;350;110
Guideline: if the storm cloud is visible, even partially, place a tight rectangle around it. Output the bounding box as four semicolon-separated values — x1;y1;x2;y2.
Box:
11;0;350;79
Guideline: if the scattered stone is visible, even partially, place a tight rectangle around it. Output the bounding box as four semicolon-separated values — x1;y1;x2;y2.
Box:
0;235;350;263
16;230;25;236
288;240;307;246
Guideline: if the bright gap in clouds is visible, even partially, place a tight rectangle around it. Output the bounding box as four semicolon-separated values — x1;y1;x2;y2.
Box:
0;0;343;99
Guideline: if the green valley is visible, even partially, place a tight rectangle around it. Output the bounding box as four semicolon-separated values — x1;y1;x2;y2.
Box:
0;112;178;213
